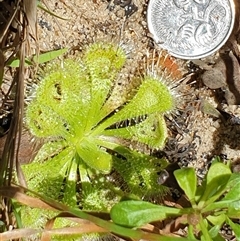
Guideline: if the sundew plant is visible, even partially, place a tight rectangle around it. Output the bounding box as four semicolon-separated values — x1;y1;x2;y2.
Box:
23;42;176;230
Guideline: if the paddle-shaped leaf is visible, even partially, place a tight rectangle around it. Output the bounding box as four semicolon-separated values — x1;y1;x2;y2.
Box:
110;200;182;227
227;217;240;240
174;168;197;205
102;113;168;149
198;162;231;208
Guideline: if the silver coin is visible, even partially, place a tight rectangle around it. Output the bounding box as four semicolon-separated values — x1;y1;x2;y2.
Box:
147;0;235;59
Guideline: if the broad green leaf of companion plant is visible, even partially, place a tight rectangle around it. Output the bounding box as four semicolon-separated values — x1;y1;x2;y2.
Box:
109;160;240;240
174;167;197;205
26;42;175;174
110;200;183;227
198;162;231;208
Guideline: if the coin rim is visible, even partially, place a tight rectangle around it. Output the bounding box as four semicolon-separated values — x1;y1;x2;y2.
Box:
147;0;236;59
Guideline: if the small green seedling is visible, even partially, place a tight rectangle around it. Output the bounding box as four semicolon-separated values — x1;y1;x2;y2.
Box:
110;159;240;241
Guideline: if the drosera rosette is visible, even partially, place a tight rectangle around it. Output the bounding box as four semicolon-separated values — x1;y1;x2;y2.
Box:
21;41;180;236
26;43;127;173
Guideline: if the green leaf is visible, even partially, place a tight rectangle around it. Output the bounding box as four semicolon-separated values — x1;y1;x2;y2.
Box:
96;75;174;132
208;226;224;240
62;157;79;206
114;152;169;197
110;200;183;227
32;48;68;64
102;114;168;149
226;217;240;240
26;100;68;138
84;42;126;75
75;137;112;173
79;43;127;131
22;145;74;199
209;230;225;241
226;200;240;219
93;137;170;198
26;58;91;138
198;217;212;241
207;214;226;227
200;99;221;118
174;168;197;204
12;200;23;229
225;173;240;191
6;58;32;67
202;200;240;214
198;162;231;208
222;177;240;201
205;162;231;186
6;49;68;67
84;42;126;113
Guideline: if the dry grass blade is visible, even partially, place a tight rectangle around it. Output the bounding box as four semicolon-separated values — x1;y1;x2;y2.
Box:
0;186;57;210
0;228;41;241
41;213;107;241
0;20;27;187
0;218;106;241
14;27;27;189
0;67;22;231
0;186;109;240
0;49;4;85
0;0;21;44
0;0;37;231
23;0;37;36
1;185;195;241
41;226;108;241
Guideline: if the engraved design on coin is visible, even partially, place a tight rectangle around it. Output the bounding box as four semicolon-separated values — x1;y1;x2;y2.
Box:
147;0;235;59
